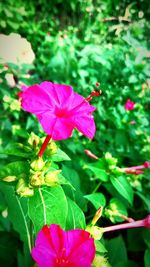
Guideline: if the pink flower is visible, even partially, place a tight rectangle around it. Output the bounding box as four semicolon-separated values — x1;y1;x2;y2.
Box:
124;99;135;111
20;81;96;141
31;224;96;267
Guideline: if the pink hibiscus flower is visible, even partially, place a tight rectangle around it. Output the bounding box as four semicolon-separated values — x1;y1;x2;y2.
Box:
124;99;135;111
20;81;96;141
31;224;96;267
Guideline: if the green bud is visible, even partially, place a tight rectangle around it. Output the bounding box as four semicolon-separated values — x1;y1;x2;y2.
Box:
3;95;11;103
30;171;44;187
92;255;111;267
105;152;118;168
44;170;61;186
16;179;34;197
86;225;103;240
30;158;45;171
10;99;21;111
28;132;40;147
3;175;17;182
43;141;58;156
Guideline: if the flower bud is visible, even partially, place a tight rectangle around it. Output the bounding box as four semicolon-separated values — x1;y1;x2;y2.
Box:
30;158;45;171
144;215;150;228
10;99;21;111
92;255;111;267
3;95;11;103
105;152;117;167
28;132;40;147
16;179;34;197
44;170;61;186
44;141;58;156
3;175;17;182
30;171;44;187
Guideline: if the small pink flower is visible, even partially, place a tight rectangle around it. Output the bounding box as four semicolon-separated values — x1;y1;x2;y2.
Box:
129;120;136;124
20;82;96;141
124;99;135;111
32;224;96;267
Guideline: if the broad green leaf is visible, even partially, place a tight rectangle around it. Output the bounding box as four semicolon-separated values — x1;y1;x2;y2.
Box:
0;161;29;180
144;248;150;267
84;193;106;209
0;143;32;158
85;164;108;182
0;184;31;252
65;197;86;230
110;176;133;205
105;235;128;266
62;165;86;210
28;186;68;234
135;192;150;211
95;240;107;253
51;148;70;161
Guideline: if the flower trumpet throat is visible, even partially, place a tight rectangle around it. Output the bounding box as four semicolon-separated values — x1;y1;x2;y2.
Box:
102;215;150;234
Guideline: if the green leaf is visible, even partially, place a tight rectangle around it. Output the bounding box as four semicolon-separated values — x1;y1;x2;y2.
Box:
84;193;106;209
143;229;150;248
110;176;133;205
85;164;108;182
0;184;31;252
0;161;29;180
95;240;107;253
0;143;32;158
28;186;68;234
105;235;128;266
65;197;86;230
114;260;138;267
135;192;150;212
144;248;150;267
51;148;70;161
62;165;85;210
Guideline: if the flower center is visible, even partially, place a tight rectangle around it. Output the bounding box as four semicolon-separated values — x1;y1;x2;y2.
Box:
55;108;68;118
55;248;69;266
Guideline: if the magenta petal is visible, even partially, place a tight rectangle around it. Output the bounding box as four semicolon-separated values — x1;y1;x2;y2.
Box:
73;115;96;139
64;229;95;266
53;83;73;107
51;118;74;140
48;224;65;254
38;112;57;135
32;247;56;267
70;93;96;114
21;85;54;114
69;239;95;266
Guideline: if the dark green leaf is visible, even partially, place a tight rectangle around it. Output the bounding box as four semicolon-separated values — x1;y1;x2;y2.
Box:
110;176;133;205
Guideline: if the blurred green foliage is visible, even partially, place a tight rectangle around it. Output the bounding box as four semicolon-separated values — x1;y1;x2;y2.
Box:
0;0;150;266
